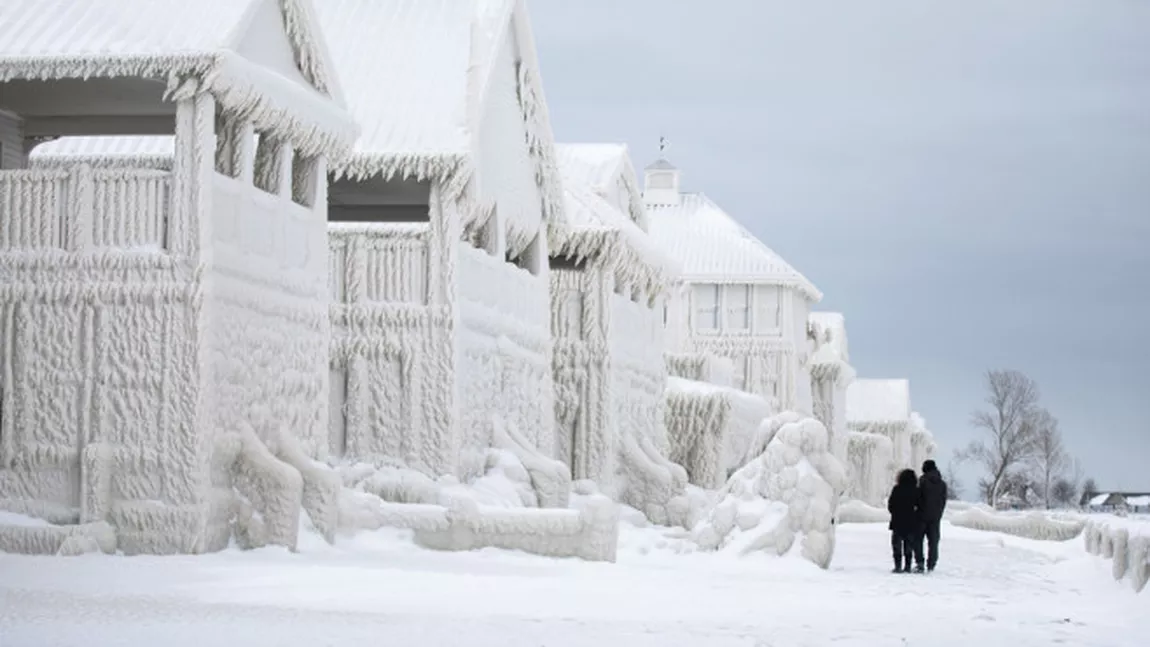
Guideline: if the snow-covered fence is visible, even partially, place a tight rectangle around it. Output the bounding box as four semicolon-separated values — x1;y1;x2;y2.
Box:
948;508;1085;541
1084;520;1149;593
0;167;171;251
90;169;170;248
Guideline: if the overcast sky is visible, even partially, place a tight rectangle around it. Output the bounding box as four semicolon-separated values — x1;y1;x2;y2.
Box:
530;0;1150;495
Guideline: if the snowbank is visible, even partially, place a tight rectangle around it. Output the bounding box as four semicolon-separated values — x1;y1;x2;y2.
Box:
836;499;890;524
0;512;117;556
333;449;618;562
691;416;847;569
1084;520;1149;593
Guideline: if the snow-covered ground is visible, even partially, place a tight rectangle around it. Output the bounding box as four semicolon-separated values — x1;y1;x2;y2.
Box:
1;521;1144;647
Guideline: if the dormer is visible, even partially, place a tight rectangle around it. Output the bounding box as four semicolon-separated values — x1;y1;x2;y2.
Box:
643;158;681;206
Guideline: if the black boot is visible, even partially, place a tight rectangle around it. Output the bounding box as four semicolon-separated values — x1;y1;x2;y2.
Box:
913;564;925;574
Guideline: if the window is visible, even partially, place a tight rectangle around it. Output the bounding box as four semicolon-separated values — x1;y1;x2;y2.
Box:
758;286;781;329
662;303;669;328
727;285;751;330
693;284;720;330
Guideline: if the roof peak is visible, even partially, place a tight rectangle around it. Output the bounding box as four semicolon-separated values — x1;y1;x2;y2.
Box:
645;158;677;171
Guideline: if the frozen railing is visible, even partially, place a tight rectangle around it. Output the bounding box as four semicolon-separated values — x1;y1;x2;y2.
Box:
0;167;170;251
328;224;431;305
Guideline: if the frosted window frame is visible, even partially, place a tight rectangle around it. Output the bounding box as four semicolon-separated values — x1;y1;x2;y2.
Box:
727;284;752;330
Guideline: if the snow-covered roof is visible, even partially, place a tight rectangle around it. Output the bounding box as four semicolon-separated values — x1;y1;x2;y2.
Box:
556;144;647;229
314;0;565;241
30;136;175;169
0;0;357;159
557;183;676;297
552;143;675;295
646;192;821;300
1089;493;1112;507
846;379;912;425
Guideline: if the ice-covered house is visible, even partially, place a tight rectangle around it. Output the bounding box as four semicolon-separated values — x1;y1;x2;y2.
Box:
646;157;822;414
550;143;693;524
844;378;936;505
318;0;566;495
808;312;855;460
0;0;358;554
643;157;816;487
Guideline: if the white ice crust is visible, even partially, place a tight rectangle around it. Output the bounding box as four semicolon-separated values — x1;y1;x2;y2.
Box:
692;414;847;569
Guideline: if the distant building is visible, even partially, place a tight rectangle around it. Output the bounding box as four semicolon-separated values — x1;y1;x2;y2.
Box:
644;157;821;415
1083;492;1150;513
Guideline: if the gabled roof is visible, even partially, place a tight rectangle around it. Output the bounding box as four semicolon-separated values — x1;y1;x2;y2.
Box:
645;193;821;300
0;0;357;159
557;183;677;298
313;0;565;248
846;379;912;425
556;143;647;230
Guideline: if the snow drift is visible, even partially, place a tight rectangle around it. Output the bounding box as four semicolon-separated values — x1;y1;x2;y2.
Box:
691;414;847;569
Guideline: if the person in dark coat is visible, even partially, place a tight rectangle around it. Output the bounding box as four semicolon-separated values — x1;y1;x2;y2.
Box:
887;468;922;573
916;459;949;572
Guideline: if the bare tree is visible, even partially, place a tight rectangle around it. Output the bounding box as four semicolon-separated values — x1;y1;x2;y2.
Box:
1051;478;1077;507
957;369;1042;507
1082;477;1099;505
1028;409;1069;509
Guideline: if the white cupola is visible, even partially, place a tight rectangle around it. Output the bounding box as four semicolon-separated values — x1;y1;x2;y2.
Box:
643;157;681;206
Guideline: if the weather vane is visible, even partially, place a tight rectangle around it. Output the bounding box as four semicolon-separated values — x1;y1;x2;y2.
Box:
659;135;669;156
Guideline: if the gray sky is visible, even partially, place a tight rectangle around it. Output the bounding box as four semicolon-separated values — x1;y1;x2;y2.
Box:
530;0;1150;495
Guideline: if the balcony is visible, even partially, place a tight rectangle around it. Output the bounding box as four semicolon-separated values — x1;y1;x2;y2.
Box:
0;167;170;252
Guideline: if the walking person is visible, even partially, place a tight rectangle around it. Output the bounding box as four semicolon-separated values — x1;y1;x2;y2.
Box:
887;468;922;573
916;459;949;573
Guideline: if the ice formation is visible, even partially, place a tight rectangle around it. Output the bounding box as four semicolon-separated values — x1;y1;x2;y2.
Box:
807;311;854;464
1084;520;1148;593
664;377;771;489
843;379;936;504
946;507;1084;542
0;0;358;555
549;143;696;527
0;0;937;570
692;415;847;569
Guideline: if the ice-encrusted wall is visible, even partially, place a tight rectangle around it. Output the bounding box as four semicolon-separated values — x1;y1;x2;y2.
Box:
1;94;340;554
664;377;771;488
664;283;810;414
550;267;666;489
457;243;553;478
846;431;894;507
474;21;547;256
328;209;458;477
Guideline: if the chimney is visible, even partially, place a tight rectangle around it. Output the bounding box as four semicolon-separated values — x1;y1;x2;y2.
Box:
643;158;681;206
